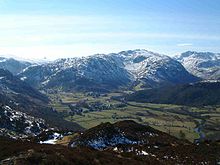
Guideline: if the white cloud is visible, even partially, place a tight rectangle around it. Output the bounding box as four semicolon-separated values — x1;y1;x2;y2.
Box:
177;43;193;47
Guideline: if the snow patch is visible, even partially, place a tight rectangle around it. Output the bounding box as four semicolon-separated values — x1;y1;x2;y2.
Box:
40;133;63;144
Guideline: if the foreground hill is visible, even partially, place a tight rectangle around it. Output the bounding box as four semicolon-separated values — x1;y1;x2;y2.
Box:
1;121;220;164
0;69;83;134
126;81;220;106
69;120;184;149
19;49;198;92
175;51;220;80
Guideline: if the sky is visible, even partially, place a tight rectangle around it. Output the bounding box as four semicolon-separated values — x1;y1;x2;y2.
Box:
0;0;220;60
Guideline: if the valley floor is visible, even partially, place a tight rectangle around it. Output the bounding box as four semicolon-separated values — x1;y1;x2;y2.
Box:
47;90;220;142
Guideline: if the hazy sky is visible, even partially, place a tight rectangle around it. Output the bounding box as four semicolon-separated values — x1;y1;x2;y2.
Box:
0;0;220;60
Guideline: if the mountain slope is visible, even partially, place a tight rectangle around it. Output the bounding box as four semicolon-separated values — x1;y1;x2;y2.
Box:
0;69;49;110
19;49;198;91
0;105;47;139
0;69;83;132
0;57;31;75
126;81;220;106
175;51;220;80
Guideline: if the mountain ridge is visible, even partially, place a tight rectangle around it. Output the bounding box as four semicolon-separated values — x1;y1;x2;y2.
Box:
0;57;31;75
19;49;199;91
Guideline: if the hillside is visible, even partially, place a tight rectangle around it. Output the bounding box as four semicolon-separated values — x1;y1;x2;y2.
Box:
0;105;47;139
0;69;83;133
126;81;220;106
1;121;219;165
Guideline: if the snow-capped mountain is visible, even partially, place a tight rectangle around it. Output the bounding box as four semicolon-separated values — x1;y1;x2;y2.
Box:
175;51;220;80
114;50;198;87
19;49;198;91
0;57;31;75
19;54;132;92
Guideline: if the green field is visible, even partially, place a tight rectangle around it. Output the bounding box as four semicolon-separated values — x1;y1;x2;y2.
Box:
48;91;220;142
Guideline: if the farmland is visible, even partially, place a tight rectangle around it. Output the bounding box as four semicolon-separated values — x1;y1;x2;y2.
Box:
48;91;220;142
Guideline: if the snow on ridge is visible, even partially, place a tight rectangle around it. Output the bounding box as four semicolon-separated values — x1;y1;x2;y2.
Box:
51;49;174;81
0;105;46;138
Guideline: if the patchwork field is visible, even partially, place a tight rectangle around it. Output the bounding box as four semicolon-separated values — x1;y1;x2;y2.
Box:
48;91;220;142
